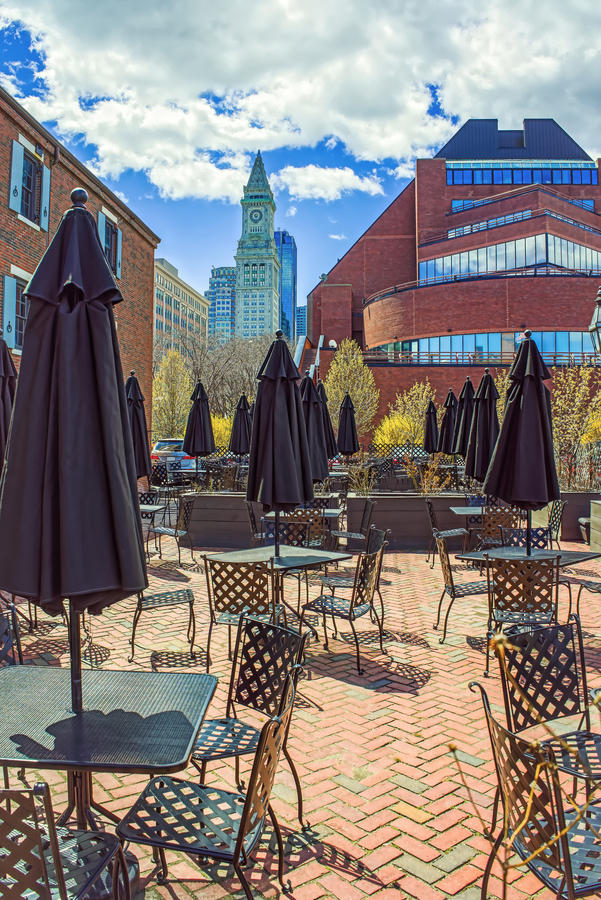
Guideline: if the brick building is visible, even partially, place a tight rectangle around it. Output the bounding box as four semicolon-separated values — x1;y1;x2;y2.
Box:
306;119;601;422
0;86;159;416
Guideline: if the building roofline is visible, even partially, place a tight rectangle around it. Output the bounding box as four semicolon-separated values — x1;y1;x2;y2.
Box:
0;85;161;246
154;257;208;303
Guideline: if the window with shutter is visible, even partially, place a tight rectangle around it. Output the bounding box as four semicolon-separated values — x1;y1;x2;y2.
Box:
2;276;17;349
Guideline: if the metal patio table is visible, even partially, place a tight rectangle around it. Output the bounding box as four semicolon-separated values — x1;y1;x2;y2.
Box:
264;507;343;522
449;506;485;517
456;548;601;568
139;503;166;515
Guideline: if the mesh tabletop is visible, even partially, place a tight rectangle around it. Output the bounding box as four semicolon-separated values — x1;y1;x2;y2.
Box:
264;508;342;520
139;504;166;514
0;667;217;773
207;545;351;572
456;548;601;568
449;506;485;516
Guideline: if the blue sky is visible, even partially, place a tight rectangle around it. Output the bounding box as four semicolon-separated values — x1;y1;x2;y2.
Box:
1;1;599;306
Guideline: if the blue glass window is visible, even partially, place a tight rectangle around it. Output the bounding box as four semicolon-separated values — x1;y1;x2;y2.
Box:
487;245;496;272
489;333;501;355
451;334;462;356
443;255;451;276
493;169;503;184
475;333;487;356
513;169;523;184
469;250;478;273
447;170;453;185
473;170;483;184
496;243;506;270
542;332;555;353
463;170;473;184
561;170;571;184
547;170;557;184
483;170;492;184
419;338;428;354
572;170;582;185
419;262;426;281
478;247;487;273
522;169;532;184
429;336;439;354
569;331;582;352
502;169;512;184
451;254;460;275
505;241;515;269
532;169;542;184
592;171;598;184
515;239;526;267
463;333;475;356
556;332;568;353
440;335;451;356
582;170;592;184
584;331;594;352
460;251;469;274
535;233;547;264
453;170;463;184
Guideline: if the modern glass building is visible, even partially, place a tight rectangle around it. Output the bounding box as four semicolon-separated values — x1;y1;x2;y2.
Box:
274;229;297;339
295;304;307;337
207;266;236;344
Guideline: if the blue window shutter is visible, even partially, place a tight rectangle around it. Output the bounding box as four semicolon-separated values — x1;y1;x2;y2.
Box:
116;227;122;279
8;141;24;213
97;211;106;249
40;164;51;231
2;276;17;349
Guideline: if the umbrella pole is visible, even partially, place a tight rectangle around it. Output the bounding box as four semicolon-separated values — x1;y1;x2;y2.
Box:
275;509;280;558
69;599;83;713
526;509;532;557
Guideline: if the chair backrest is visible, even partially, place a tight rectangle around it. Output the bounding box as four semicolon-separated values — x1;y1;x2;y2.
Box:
150;463;169;486
0;782;69;899
495;615;590;735
289;507;326;546
304;497;330;510
366;525;388;555
0;606;20;667
434;532;455;594
500;526;551;550
350;548;381;612
263;519;309;548
482;505;521;541
204;559;275;620
464;494;486;507
472;683;571;886
175;496;194;534
486;554;559;621
138;490;159;521
221;465;238;492
359;499;376;535
548;499;566;539
424;497;437;533
228;616;307;718
245;501;259;536
236;674;296;854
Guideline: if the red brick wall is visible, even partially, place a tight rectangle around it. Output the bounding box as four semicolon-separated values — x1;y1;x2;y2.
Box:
0;92;158;428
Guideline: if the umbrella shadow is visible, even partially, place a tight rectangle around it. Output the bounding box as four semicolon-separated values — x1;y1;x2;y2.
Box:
10;708;196;767
150;648;208;672
147;562;191;583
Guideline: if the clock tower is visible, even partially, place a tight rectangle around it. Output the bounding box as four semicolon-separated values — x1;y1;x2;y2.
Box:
234;151;280;338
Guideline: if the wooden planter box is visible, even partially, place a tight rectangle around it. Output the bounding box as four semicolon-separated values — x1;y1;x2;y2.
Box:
346;492;467;551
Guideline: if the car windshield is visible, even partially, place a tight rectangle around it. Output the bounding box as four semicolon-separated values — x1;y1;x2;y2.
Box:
154;441;184;451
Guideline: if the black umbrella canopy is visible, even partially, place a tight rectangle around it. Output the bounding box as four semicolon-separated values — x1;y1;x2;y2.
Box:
464;369;499;483
0;334;17;464
483;332;560;510
423;400;439;454
317;380;338;459
229;393;252;456
300;373;329;482
338;392;360;456
249;401;255;421
183;381;215;457
452;377;475;457
437;389;458;455
247;332;313;513
125;370;152;478
0;189;147;619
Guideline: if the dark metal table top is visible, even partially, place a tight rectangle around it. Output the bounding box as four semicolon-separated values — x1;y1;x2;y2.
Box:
139;504;166;514
263;508;342;520
456;548;601;568
449;506;485;516
0;667;217;773
207;545;352;571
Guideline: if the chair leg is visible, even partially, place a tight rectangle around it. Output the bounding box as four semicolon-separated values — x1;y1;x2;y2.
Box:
233;861;255;900
434;589;446;631
349;618;363;675
128;602;142;662
439;594;456;645
481;829;503;900
576;584;584;619
371;603;384;654
283;743;304;827
187;602;196;655
206;619;214;673
322;612;329;650
484;620;494;677
267;803;292;894
114;845;132;900
487;786;500;836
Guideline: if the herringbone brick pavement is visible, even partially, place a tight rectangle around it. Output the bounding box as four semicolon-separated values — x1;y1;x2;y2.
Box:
9;537;601;899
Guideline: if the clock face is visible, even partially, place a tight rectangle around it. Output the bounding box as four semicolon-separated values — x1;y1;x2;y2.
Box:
249;209;263;223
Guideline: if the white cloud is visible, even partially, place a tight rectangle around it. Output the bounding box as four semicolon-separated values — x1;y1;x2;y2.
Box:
285;205;297;216
112;189;129;203
272;165;383;201
1;0;600;204
329;233;347;240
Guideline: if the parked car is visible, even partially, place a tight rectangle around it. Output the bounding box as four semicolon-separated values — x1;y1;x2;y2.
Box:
151;439;200;476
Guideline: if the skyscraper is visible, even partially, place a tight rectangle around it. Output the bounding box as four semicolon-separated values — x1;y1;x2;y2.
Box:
207;265;236;344
295;304;307;338
274;229;297;340
234;152;280;338
154;257;208;357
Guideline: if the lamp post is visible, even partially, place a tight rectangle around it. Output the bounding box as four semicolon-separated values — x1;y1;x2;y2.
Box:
589;286;601;356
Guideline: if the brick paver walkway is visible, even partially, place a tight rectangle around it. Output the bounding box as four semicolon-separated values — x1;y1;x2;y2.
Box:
8;537;601;899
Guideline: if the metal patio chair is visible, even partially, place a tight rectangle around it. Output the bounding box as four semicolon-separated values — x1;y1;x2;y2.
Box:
472;681;601;900
483;552;559;676
319;526;391;629
477;504;522;551
138;490;160;558
331;497;376;549
548;498;566;550
433;531;488;644
191;616;308;825
0;602;22;788
204;557;280;670
129;587;196;662
425;497;468;568
0;782;129;899
152;495;195;566
500;525;552;549
300;545;385;674
245;501;263;545
116;675;297;900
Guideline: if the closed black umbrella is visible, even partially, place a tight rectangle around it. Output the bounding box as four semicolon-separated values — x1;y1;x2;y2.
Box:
464;369;499;483
249;401;255;421
338;392;360;456
229;394;252;457
452;377;475;457
183;381;215;475
0;333;17;464
317;380;338;460
483;331;560;554
423;400;439;454
0;189;147;711
437;389;457;454
300;373;329;482
125;370;152;479
246;331;313;555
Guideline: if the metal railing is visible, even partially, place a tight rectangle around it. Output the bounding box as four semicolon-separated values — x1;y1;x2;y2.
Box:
362;349;600;367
